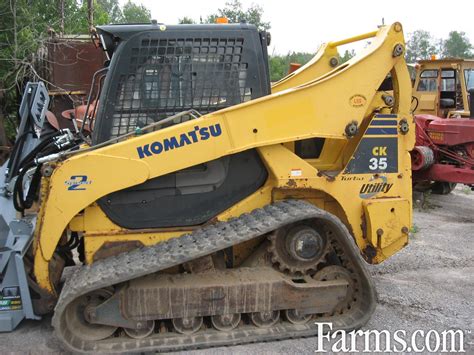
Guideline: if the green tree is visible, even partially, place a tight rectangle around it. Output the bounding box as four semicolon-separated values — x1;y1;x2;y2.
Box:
97;0;122;23
206;0;270;31
121;1;151;23
178;16;196;24
0;1;80;140
269;52;314;82
0;0;152;141
339;49;356;63
441;31;473;58
405;30;437;63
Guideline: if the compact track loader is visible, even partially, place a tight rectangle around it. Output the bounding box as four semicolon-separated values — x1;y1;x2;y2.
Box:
0;22;414;352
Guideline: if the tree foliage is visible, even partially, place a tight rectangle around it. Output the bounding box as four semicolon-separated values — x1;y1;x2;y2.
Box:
205;0;270;31
339;49;356;64
269;52;314;82
405;29;473;61
121;1;151;24
0;0;152;138
405;30;437;63
97;0;122;23
178;16;196;24
441;31;473;58
3;0;474;139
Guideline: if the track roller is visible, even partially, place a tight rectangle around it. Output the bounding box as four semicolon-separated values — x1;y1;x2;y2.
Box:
284;309;312;324
172;317;203;334
123;320;155;339
250;310;280;328
211;313;241;331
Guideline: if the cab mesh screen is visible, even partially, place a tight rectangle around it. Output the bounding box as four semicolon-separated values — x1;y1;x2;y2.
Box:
109;37;252;138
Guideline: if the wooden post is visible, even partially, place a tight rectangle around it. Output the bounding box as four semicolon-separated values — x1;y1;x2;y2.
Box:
0;85;11;163
87;0;94;31
58;0;65;36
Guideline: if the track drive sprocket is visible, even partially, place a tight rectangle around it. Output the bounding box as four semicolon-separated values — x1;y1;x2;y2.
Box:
267;222;332;275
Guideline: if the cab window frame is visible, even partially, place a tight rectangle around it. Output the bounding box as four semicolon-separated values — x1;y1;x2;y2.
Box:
417;69;438;92
465;69;474;91
440;69;455;91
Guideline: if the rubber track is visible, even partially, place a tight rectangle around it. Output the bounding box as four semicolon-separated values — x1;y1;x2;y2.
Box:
53;199;376;353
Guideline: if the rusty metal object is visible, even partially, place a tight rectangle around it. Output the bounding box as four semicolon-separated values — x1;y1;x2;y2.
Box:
93;240;144;262
363;245;377;263
34;37;106;129
119;267;347;322
42;39;106;93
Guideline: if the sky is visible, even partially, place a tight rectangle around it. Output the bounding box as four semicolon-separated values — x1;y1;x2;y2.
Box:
120;0;474;55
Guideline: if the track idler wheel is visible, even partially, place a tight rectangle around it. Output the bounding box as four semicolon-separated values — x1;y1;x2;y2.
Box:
172;316;203;334
313;265;356;314
124;320;155;339
211;313;241;331
65;289;117;341
284;309;312;324
250;310;280;328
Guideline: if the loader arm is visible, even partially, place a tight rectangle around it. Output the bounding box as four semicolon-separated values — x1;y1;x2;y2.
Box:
33;23;413;295
271;42;339;93
271;29;378;93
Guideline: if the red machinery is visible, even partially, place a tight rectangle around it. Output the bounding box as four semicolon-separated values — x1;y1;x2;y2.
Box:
412;114;474;193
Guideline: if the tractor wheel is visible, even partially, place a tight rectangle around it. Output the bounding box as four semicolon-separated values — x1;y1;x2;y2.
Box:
431;182;457;195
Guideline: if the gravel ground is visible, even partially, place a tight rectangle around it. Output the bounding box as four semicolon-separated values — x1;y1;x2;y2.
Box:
0;188;472;354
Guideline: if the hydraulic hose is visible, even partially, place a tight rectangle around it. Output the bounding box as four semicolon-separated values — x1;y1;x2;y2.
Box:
6;130;34;177
16;131;61;171
13;161;38;213
13;132;62;213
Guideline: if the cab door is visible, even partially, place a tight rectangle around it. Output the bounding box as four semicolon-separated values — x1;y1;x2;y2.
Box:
413;69;439;115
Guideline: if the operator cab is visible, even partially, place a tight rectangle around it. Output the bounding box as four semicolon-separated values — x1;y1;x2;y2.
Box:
87;22;272;229
91;22;271;143
412;58;474;118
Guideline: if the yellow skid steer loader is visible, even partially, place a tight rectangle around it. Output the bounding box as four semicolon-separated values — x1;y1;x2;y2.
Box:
0;22;414;352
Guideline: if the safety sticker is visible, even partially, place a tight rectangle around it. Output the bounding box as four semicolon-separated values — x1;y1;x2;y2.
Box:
290;169;302;177
0;287;22;311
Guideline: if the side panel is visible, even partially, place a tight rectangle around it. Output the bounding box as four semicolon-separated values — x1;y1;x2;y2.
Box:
98;150;267;228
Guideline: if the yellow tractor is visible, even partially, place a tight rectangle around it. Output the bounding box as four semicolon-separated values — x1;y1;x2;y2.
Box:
0;22;414;352
412;58;474;118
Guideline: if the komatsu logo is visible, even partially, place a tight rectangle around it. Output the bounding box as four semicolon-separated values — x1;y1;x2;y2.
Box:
136;123;222;159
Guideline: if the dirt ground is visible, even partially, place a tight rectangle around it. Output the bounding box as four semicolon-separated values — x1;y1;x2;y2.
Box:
0;188;472;354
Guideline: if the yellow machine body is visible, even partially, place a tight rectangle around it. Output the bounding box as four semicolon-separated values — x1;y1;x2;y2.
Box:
32;23;414;302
